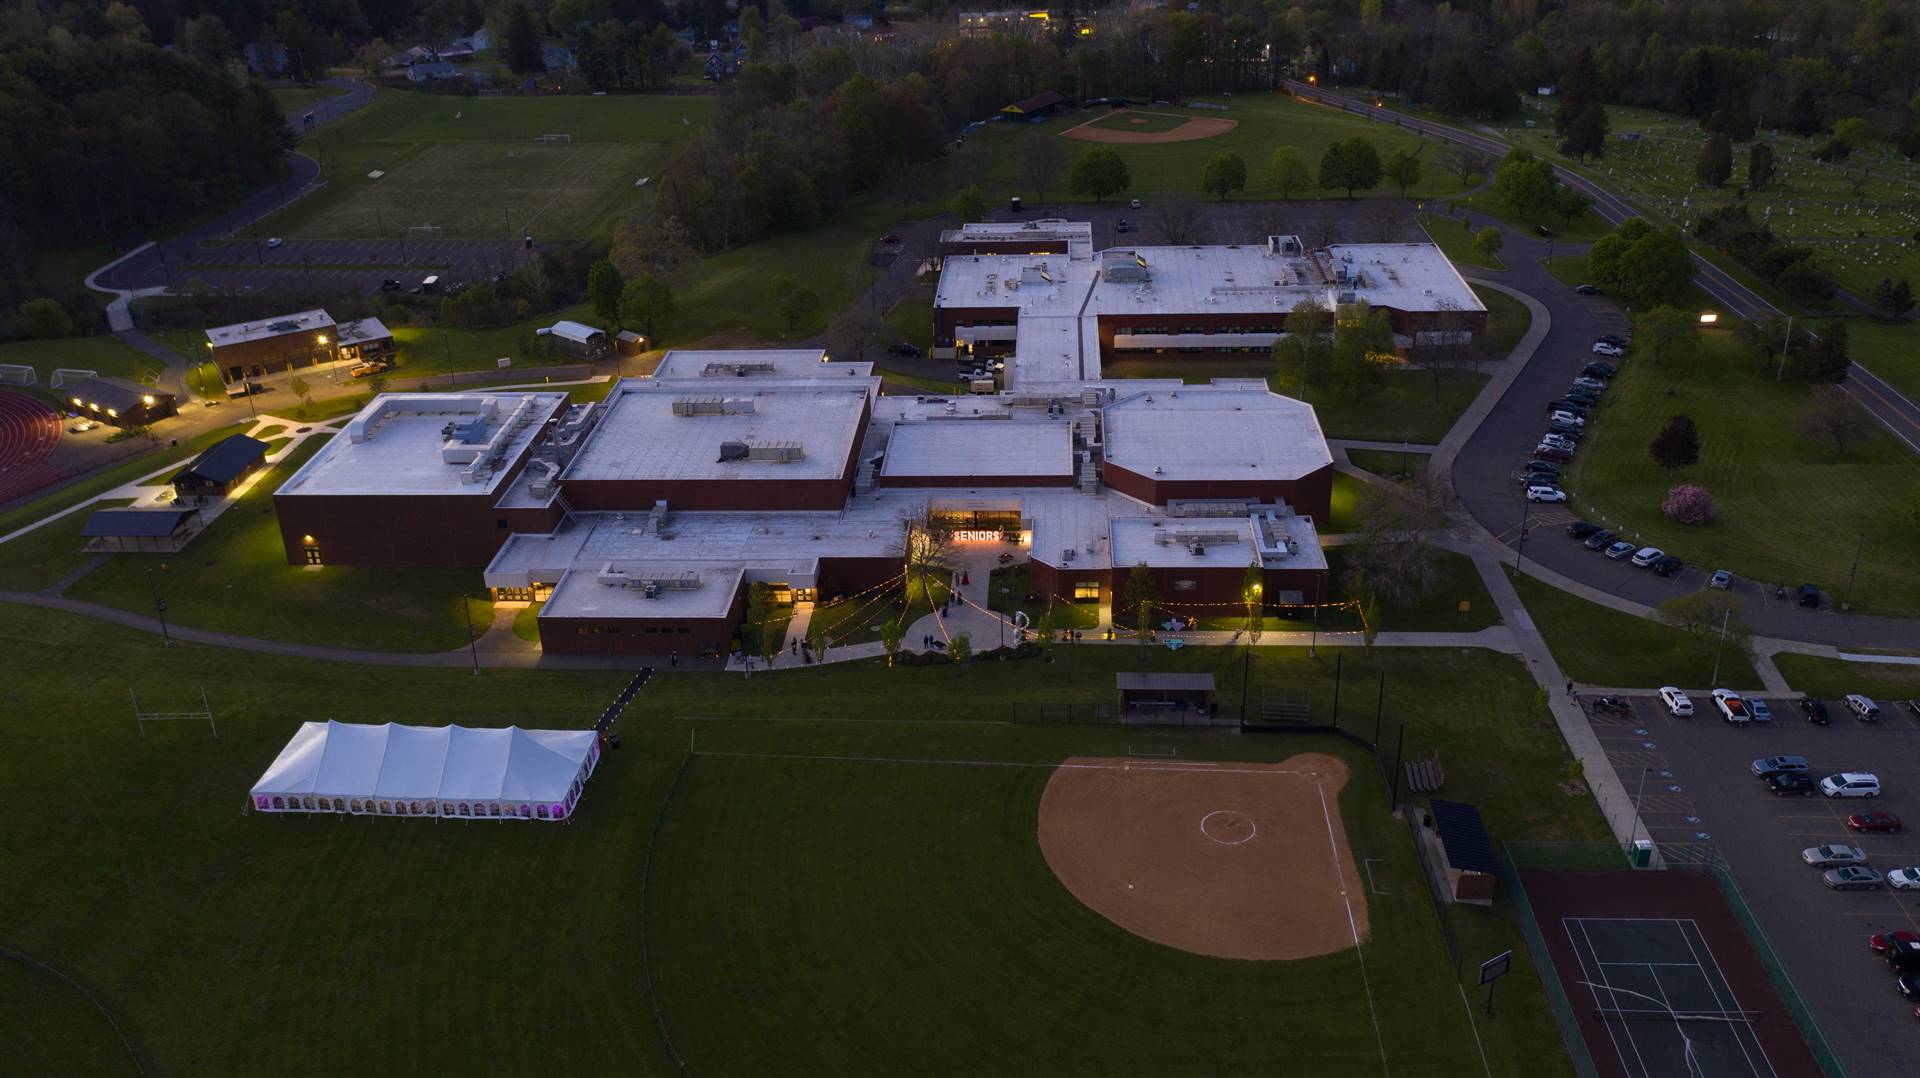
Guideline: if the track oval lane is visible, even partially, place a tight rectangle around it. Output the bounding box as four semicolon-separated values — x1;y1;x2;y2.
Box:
0;391;66;506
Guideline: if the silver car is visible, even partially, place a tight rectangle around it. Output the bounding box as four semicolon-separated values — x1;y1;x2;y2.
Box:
1802;844;1868;867
1824;866;1883;890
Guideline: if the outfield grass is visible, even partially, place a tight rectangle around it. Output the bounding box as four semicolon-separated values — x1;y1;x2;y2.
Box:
1506;566;1762;689
1419;213;1504;269
967;93;1474;201
0;336;167;388
0;958;139;1076
263;90;713;241
64;436;490;651
1563;329;1920;616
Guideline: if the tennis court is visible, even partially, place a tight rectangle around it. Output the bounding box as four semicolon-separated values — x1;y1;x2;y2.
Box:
1564;916;1773;1077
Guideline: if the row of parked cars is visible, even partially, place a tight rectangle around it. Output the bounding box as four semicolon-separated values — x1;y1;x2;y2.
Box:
1521;340;1625;504
1660;687;1894;726
1567;520;1682;575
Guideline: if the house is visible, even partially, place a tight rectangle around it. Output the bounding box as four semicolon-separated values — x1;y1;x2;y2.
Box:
438;44;475;63
81;507;202;552
543;320;610;358
407;62;461;83
171;434;271;504
62;377;177;429
1424;800;1498;905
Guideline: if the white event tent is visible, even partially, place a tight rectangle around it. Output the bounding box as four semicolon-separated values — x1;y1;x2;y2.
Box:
250;720;602;821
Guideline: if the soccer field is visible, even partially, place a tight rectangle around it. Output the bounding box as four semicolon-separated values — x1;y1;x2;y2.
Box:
267;91;712;241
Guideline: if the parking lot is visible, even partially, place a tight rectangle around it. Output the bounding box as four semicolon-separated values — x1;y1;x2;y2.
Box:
1586;693;1920;1071
121;237;526;296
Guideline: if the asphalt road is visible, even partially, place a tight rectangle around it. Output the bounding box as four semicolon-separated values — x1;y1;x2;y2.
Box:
1588;693;1920;1076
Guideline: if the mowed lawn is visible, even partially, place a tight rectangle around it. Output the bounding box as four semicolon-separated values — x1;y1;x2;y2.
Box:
1507;567;1762;690
64;435;490;651
1564;331;1920;616
0;336;167;389
967;93;1474;201
262;90;712;241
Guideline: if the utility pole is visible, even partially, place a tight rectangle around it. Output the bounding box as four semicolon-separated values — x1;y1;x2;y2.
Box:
1776;314;1793;380
1309;574;1323;657
1514;496;1533;571
147;569;172;647
463;595;481;675
1842;532;1865;611
1709;602;1733;686
443;328;456;389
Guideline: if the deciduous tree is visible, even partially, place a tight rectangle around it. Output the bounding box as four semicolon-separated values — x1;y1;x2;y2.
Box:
587;260;622;324
1202;152;1248;200
14;298;71;339
1121;562;1159;652
1319;137;1383;197
617;274;675;340
1069;147;1131;201
1656;591;1748;658
1383;149;1421;197
1793;384;1866;454
1022;136;1068;206
1268;145;1312;197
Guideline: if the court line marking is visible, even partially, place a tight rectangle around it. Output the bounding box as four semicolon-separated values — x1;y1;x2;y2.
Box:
1316;781;1389;1077
1679;920;1775;1077
1570;919;1649;1078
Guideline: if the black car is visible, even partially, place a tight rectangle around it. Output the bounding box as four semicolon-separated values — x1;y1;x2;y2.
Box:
1525;458;1563;474
1566;520;1601;539
1574;284;1602;296
379;278;402;292
1534;224;1555;238
1798;583;1821;608
886;342;923;357
1800;697;1832;725
1565;390;1600;406
1889;938;1920;972
1899;972;1920;999
1582;362;1616;379
1767;772;1815;796
1584;529;1617;550
1596;333;1630;347
1651;555;1685;576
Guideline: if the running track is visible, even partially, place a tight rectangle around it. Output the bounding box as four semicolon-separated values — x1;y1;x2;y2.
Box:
0;391;65;505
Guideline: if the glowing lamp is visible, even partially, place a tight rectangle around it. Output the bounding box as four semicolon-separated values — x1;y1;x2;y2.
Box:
1698;312;1718;324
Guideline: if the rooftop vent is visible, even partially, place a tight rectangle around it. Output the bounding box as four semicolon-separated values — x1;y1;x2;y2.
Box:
672;396;756;416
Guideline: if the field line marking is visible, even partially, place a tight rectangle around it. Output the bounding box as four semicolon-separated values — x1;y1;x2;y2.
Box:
696;748;1312;776
1361;856;1388;895
1678;920;1775;1077
681;713;1006;727
1454;980;1493;1078
1314;781;1388;1077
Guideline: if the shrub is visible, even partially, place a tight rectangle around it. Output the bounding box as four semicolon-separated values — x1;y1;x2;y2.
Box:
1662;484;1715;525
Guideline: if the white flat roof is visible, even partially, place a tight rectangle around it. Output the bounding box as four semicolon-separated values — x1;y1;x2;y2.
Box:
207;309;334;348
1102;386;1333;482
1011;314;1098;385
549;320;605;344
1108;513;1326;571
934;254;1098;318
543;564;743;621
563;381;870;483
880;419;1074;479
335;317;392;346
278;392;568;497
650;349;847;380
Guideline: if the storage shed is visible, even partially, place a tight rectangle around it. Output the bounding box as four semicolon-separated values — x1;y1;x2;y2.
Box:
81;507;202;552
171;434;271;502
1115;672;1216;717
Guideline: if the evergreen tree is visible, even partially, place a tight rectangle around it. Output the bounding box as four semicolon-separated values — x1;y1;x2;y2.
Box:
504;2;546;74
1648;415;1701;473
1553;46;1596;136
1561;102;1609;162
1696;132;1733;187
1872;277;1914;315
1747;143;1775;190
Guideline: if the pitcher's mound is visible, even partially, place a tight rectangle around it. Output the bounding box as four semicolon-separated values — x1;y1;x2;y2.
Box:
1037;754;1368;961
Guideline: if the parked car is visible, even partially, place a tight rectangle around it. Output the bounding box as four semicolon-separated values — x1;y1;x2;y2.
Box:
348;361;388;378
1872;930;1920;953
1130;198;1143;208
1651;555;1685;577
1572;375;1608;391
1630;546;1665;567
1709;569;1734;590
1534;224;1555;238
1749;699;1773;722
1549;410;1586;427
1887;936;1920;971
1592;341;1625;357
886;342;923;357
1541;433;1578;451
1889;869;1920;892
1567;521;1600;539
1659;686;1694;717
1907;700;1920;720
1604;540;1637;560
1801;697;1832;725
1526;485;1568;503
1116;219;1133;233
1900;972;1920;998
1798;583;1821;608
1526;458;1565;475
1767;772;1816;796
1520;467;1559;486
1712;688;1751;723
1535;445;1573;462
1846;694;1881;721
1584;529;1617;551
1548;422;1583;440
1849;811;1904;833
1803;843;1869;867
1575;284;1602;295
1827;866;1885;890
1596;333;1630;347
267;236;283;249
1822;772;1882;798
880;233;902;245
1583;362;1617;378
66;419;98;433
380;278;402;292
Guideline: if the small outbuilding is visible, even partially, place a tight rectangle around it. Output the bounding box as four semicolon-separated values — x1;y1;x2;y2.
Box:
1116;671;1216;718
64;377;177;429
81;506;202;552
615;330;648;356
171;434;271;503
1002;90;1065;117
1425;799;1498;905
544;320;611;358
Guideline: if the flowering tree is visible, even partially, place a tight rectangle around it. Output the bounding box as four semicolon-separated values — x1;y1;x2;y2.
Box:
1662;484;1715;526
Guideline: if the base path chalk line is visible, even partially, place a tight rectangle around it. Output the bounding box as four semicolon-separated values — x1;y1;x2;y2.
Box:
1199;809;1257;846
1317;780;1389;1077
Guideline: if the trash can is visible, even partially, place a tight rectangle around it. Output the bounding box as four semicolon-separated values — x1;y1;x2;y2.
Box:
1630;838;1654;868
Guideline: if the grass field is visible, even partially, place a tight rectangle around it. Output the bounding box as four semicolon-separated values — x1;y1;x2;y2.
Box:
64;436;490;651
1507;566;1762;689
0;498;126;592
1774;654;1920;701
0;336;167;389
1346;447;1430;484
0;600;1600;1074
0;425;243;538
967;94;1475;201
1419;213;1504;269
262;90;713;242
270;82;344;114
1563;329;1920;616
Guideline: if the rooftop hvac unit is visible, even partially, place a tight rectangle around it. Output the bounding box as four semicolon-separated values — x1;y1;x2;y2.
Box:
746;441;805;462
1061;548;1075;563
595;562;631;587
672;396;756;416
718;440;750;462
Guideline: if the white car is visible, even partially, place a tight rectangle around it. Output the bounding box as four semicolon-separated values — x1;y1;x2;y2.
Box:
1889;868;1920;891
1526;485;1567;503
1658;686;1694;717
1592;341;1624;357
1821;772;1881;798
267;236;283;248
1549;410;1585;427
1541;433;1577;450
1711;688;1750;723
1801;844;1869;867
1846;694;1881;720
1630;546;1665;567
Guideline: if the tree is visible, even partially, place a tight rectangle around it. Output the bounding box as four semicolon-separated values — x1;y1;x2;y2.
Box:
617;274;675;340
1147;200;1209;245
1023;137;1068;206
1656;591;1749;658
14;298;71;339
1343;484;1446;614
1268;145;1312;198
1662;484;1715;525
609;213;697;284
1696;132;1734;187
1635;306;1699;367
896;509;954;616
954;185;988;223
1382;149;1421;198
769;272;819;332
827;305;885;363
1121;562;1158;652
1319;137;1382;197
1033;604;1056;658
1437;143;1492;185
288;375;311;407
1872;278;1914;316
1794;384;1866;454
1472;227;1504;262
1069;147;1130;202
1833;117;1870;151
880;616;903;667
586;261;623;325
1242;562;1265;644
1589;220;1693;307
1202;152;1248;200
948;632;973;667
1489;150;1558;219
1272;298;1333;400
502;2;546;74
1561;103;1609;162
746;582;782;671
1648;414;1701;472
1748;143;1775;190
1793;321;1851;383
1330;301;1397;402
1553;46;1596;135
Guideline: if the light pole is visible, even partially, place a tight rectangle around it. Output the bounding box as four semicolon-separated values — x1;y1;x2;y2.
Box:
1514;496;1533;571
1709;602;1733;685
462;594;481;675
1629;766;1652;849
147;569;172;647
1776;314;1793;380
1309;575;1322;658
1842;532;1865;611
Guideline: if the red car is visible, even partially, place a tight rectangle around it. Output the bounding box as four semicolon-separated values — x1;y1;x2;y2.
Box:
880;233;902;245
1849;811;1904;833
1872;930;1918;954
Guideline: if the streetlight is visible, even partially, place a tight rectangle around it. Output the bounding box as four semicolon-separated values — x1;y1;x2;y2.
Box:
1843;532;1865;611
1708;602;1733;685
147;569;172;647
462;594;481;675
1513;496;1533;571
1628;766;1652;850
1698;312;1719;325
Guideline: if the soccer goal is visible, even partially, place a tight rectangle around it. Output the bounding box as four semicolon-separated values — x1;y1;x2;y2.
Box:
0;363;34;387
478;89;505;99
407;224;444;241
534;133;572;144
48;368;96;389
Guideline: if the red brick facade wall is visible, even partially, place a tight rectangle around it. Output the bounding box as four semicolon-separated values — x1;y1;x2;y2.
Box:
1027;558;1328;619
1101;462;1334;522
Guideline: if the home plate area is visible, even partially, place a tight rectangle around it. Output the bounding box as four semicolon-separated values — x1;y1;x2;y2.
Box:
1036;753;1367;961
